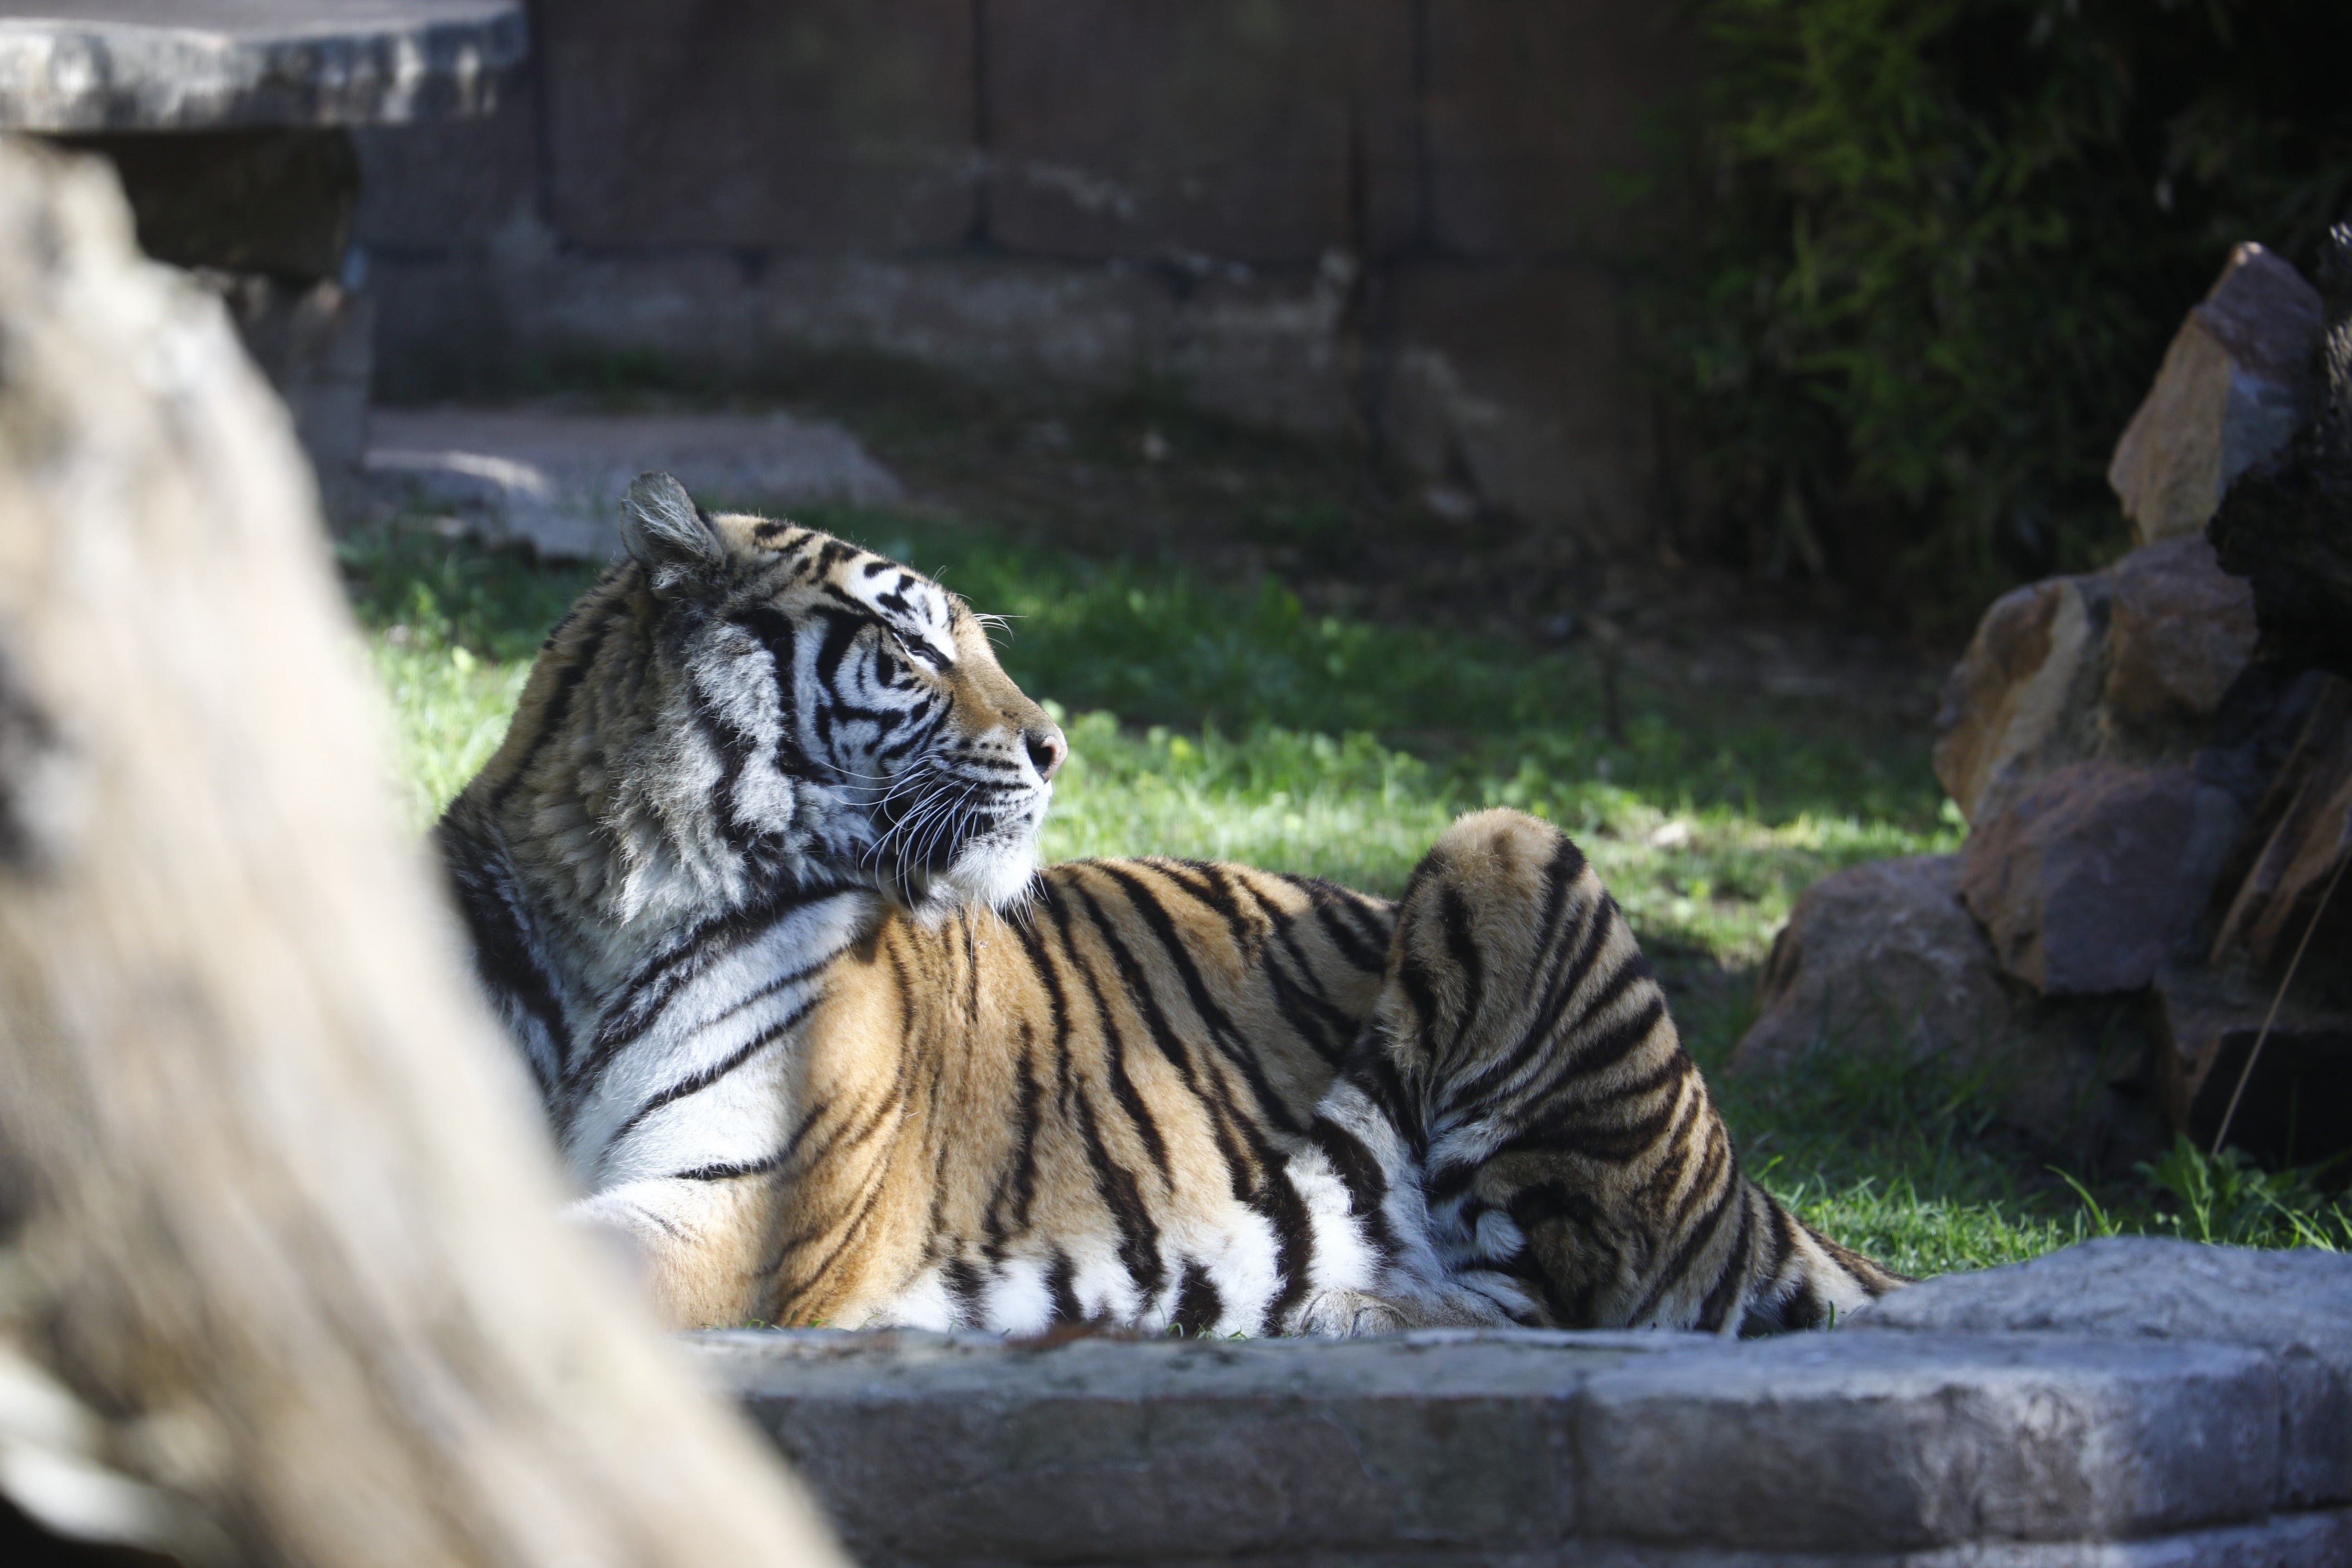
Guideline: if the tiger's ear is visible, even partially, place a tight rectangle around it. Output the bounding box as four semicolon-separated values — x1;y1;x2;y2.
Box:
621;471;722;592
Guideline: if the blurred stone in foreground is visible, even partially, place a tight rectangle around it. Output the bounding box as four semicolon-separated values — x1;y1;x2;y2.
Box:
0;134;839;1568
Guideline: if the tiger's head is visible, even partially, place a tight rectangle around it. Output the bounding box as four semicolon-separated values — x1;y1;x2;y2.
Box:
457;472;1064;932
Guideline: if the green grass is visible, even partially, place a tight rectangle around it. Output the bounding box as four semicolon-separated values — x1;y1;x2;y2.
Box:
336;514;2349;1279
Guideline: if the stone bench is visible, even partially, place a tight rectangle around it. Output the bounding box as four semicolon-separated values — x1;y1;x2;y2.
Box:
0;2;526;484
688;1238;2352;1567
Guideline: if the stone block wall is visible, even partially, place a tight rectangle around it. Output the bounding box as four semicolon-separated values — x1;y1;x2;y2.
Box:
352;0;1690;552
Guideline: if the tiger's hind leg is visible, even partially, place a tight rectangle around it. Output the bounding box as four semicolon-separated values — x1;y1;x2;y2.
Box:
1308;808;1906;1334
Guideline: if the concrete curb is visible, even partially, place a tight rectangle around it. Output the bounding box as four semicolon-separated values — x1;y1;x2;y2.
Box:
689;1240;2352;1567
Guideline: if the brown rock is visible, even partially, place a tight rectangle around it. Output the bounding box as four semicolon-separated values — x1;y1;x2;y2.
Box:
2101;535;2259;737
1736;855;2160;1167
1932;574;2110;827
2211;678;2352;975
2108;243;2322;548
2148;969;2352;1167
989;0;1415;263
2207;226;2352;682
1959;761;2244;996
1739;856;2010;1072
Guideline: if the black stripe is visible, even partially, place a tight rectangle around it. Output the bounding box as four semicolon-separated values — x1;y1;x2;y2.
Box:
943;1257;987;1328
1045;1251;1083;1322
487;593;620;812
1171;1262;1223;1335
602;994;816;1157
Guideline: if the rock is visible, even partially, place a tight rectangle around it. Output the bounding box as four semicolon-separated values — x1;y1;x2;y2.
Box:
1574;1331;2278;1552
1734;855;2161;1168
1932;572;2109;827
2208;224;2352;680
2148;967;2352;1166
1740;856;2008;1071
62;127;357;282
2211;677;2352;975
700;1329;1668;1562
0;1;527;131
361;407;906;559
1851;1236;2352;1509
2102;534;2259;741
1958;760;2243;996
205;272;375;481
2109;242;2322;548
2193;662;2334;815
691;1317;2352;1564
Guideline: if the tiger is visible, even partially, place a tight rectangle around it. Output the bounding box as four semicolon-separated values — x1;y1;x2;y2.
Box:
435;471;1905;1336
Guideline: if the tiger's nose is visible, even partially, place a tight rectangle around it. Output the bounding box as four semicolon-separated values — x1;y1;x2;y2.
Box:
1024;722;1067;782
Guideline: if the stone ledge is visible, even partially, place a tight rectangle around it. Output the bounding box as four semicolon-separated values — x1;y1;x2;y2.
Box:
690;1243;2352;1567
0;1;526;131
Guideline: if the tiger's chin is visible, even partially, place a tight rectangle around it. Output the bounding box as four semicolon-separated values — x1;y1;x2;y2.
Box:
897;809;1045;922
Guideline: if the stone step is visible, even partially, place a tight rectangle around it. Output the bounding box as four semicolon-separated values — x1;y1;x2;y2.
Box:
689;1239;2352;1568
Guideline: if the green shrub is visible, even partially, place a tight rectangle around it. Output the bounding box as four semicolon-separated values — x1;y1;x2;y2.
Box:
1652;0;2352;636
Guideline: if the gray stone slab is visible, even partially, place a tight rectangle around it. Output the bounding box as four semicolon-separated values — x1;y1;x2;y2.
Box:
363;408;906;560
0;2;525;130
1853;1237;2352;1509
1570;1506;2352;1566
691;1317;2337;1566
1576;1331;2279;1553
694;1328;1697;1563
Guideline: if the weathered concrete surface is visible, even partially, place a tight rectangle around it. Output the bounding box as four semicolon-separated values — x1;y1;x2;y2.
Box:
991;0;1416;263
692;1243;2352;1567
540;0;974;253
1854;1238;2352;1510
2109;243;2323;548
362;408;904;560
1381;263;1648;548
0;1;526;130
1575;1333;2278;1552
369;250;1367;438
349;2;1694;552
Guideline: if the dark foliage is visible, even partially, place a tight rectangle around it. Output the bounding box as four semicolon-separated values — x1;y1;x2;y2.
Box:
1649;0;2352;639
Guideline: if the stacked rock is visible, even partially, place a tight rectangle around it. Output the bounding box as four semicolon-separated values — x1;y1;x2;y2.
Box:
1737;236;2352;1173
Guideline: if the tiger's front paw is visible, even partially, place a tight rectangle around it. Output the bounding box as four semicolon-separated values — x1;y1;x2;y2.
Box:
1295;1289;1411;1337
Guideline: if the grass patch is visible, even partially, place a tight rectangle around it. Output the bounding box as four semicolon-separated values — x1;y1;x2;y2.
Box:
337;513;2347;1278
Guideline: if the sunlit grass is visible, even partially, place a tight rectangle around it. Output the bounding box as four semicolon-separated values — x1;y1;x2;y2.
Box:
339;516;2347;1279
